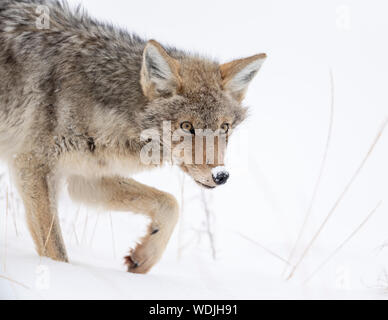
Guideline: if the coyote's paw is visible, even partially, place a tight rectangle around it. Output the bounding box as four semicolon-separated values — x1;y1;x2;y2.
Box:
124;235;163;274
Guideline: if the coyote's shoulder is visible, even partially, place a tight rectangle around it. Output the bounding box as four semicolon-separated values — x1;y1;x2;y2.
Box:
0;0;266;273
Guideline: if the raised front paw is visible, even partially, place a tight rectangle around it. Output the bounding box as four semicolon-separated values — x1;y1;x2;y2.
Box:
124;231;164;274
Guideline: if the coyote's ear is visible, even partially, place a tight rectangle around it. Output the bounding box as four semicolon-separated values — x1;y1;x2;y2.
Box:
220;53;266;102
140;40;181;100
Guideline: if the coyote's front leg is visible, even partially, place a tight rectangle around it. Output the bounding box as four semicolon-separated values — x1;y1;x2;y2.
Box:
12;155;68;262
67;175;179;273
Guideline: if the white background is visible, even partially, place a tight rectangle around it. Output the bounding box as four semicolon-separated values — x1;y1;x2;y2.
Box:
1;0;388;299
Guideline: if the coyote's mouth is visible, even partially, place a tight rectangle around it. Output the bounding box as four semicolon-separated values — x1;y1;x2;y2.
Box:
195;180;216;189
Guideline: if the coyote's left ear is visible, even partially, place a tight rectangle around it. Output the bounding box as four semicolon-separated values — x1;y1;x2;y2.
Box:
140;40;181;100
220;53;266;102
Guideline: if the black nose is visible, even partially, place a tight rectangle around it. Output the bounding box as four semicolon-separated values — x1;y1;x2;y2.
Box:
212;171;229;185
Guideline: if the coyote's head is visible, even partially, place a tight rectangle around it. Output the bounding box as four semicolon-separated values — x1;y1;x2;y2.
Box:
140;40;266;188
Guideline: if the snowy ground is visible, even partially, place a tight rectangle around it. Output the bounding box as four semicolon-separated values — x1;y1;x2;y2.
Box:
1;0;388;299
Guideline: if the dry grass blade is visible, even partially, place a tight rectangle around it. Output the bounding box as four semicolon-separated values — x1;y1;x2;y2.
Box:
3;187;9;272
287;117;388;280
236;231;291;265
177;173;187;258
71;205;81;245
43;214;56;249
9;184;19;237
72;224;80;245
40;209;57;265
0;274;30;290
284;69;335;275
200;189;217;260
89;210;101;247
81;209;89;244
109;212;116;259
304;200;382;284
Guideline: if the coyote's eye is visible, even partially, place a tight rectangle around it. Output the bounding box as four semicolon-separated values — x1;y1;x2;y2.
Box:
180;121;195;134
220;123;230;134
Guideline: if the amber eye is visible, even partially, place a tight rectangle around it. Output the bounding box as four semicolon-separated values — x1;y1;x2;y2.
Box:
180;121;195;134
220;123;230;134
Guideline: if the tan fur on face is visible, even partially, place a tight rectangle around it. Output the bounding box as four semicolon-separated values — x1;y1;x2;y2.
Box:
174;129;228;188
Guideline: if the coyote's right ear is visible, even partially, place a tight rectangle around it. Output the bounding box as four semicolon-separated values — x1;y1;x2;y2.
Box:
140;40;181;100
220;53;266;102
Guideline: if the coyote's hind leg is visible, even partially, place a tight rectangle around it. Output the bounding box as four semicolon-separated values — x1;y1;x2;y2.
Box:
68;175;179;274
12;155;68;262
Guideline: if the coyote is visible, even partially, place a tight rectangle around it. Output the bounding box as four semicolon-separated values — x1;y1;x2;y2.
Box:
0;0;266;273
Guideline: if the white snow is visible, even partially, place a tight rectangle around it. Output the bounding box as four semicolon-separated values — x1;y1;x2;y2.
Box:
1;0;388;299
211;166;228;177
